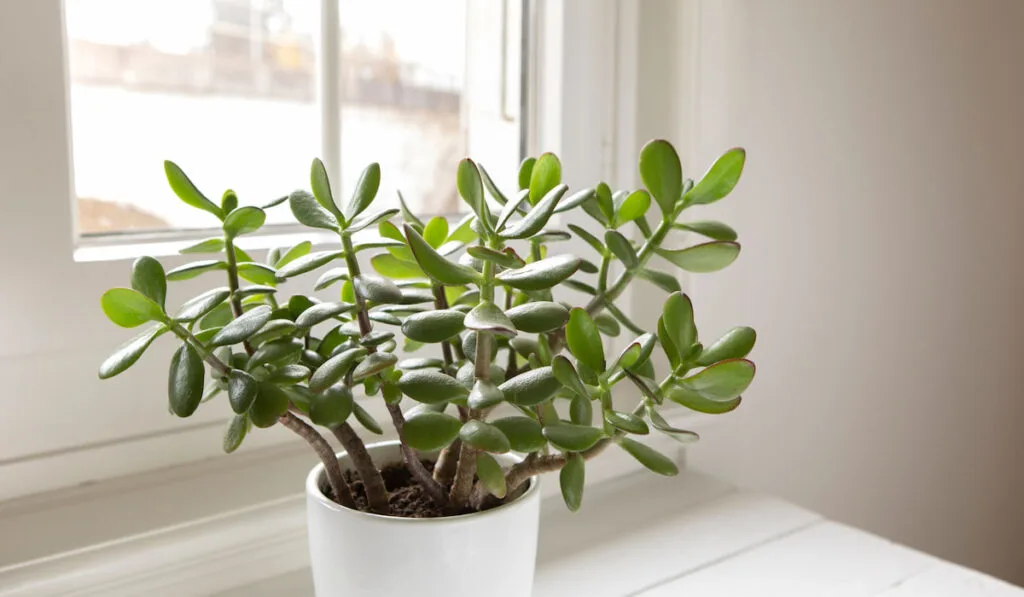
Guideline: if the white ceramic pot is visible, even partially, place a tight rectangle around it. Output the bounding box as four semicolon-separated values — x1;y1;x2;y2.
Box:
305;440;541;597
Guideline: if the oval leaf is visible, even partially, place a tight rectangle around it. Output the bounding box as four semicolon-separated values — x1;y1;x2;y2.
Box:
164;161;221;218
370;254;423;279
560;453;585;512
529;153;561;205
501;184;568;240
698;326;756;366
228;369;259;414
310;384;354;427
308;347;368;392
676;220;738;242
402;310;466;343
223;413;251;453
168;343;205;417
345;162;380;221
250;382;289;428
295;302;355;329
98;324;167;379
491;416;546;452
211;305;272;346
551;355;588;398
638;139;682;217
614;190;651;226
476;452;507;498
175;288;230;322
684;148;746;206
166;260;227;281
351;352;399;382
310;157;342;219
543;423;604;452
222;206;266;238
657;241;740;273
459;420;511;454
403;411;463;452
496;254;581;291
565;308;604;372
101;288;165;328
679;358;755;400
506;301;569;333
404;224;481;285
398;369;469;403
465;301;517;337
131;256;167;308
618;437;678;476
354;275;402;304
498;366;560;406
604;410;649;435
288;189;339;231
605;230;639;269
468;379;505;409
276;250;345;280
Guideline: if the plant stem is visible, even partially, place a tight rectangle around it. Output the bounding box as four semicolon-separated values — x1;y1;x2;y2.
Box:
432;284;454;372
170;324;230;376
223;237;245;318
433;439;462;485
331;423;391;514
448;441;477;508
279;411;356;508
585;217;673;316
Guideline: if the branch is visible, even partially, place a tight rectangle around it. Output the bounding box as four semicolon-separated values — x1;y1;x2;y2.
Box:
585;217;674;316
433;439;462;485
386;403;450;507
331;423;390;514
279;411;356;508
505;439;613;494
448;441;477;508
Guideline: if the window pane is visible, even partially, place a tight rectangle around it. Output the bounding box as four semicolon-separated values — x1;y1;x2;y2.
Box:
66;0;319;235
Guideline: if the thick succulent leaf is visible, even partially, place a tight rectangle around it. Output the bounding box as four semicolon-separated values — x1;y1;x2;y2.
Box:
517;157;536;190
288;189;339;231
498;366;560;406
457;158;491;231
604;410;649;435
646;406;700;443
543;423;604;452
399;369;469;403
314;267;349;291
166;260;227;281
249;319;297;346
248;382;289;428
308;347;368;392
310;157;343;219
228;369;259;414
595;312;620;337
490;416;546;452
638;139;682;217
501;184;568;240
495;189;530;232
248;338;303;370
446;213;478;244
352;401;384;435
657;241;740;273
345;162;380;221
684;148;746;206
398;357;445;370
529;153;561;205
98;324;167;379
168;343;205;417
371;254;423;279
222;206;265;238
180;237;225;254
467;379;504;409
560;453;585;512
274;241;313;268
131;257;167;309
614;190;651;226
662;293;696;361
464;301;517;337
276;250;345;280
477;162;511;207
235;285;277;300
399;288;435;305
101;288;166;328
565;308;604;372
423;216;449;249
680;358;755;400
566;224;606;256
295;302;354;328
354;275;402;304
666;383;741;414
505;301;569;333
657;316;681;368
675;220;738;242
570;394;594;426
351;352;398;382
459;420;511;453
396;190;425;232
164;160;221;218
466;246;524;269
637;268;681;293
223;413;251;453
220;190;239;213
581;183;611;226
605;230;638;269
533;229;572;244
698;326;756;366
403;411;462;452
495;254;580;291
211;305;272;346
347;208;399;234
235;262;277;285
402;309;466;343
617;437;678;476
476;453;507;498
309;384;354;427
404;224;481;285
551;355;588;398
554;187;596;214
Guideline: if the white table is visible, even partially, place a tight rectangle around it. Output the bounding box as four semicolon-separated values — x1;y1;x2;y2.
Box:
219;470;1022;596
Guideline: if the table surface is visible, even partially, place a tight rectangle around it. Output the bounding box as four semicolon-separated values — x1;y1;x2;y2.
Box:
217;469;1022;597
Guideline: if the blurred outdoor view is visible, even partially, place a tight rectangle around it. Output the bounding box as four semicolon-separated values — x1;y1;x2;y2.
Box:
66;0;470;235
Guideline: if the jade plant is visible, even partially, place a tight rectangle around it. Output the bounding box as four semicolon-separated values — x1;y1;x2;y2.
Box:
97;139;756;514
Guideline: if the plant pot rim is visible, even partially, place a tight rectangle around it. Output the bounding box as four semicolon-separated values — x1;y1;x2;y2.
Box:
305;439;541;523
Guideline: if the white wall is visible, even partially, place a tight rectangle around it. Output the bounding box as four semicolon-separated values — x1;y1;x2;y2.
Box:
632;0;1024;584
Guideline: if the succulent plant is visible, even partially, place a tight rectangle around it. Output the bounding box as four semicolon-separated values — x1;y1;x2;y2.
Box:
98;139;756;514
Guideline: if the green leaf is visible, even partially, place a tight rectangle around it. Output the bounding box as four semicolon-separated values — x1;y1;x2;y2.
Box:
235;285;277;300
404;411;463;452
314;267;349;291
129;256;167;310
175;288;230;322
467;246;525;269
447;213;478;244
222;206;265;238
353;275;402;304
595;312;620;337
164;160;221;218
345;162;380;221
276;250;345;279
553;187;596;214
250;382;289;428
646;406;700;443
680;358;755;400
604;410;649;434
560;453;585;512
249;319;297;346
617;437;678;476
490;416;546;452
352;401;384;435
402;309;466;343
495;189;529;232
476;452;507;498
248;338;303;370
180;237;225;254
211;305;272;346
662;292;697;360
675;220;738;242
496;254;580;291
457;159;491;231
404;224;481;285
228;369;259;414
501;184;568;240
505;301;569;333
261;194;288;209
166;260;228;281
168;343;205;417
310;157;343;219
398;369;468;404
614;190;651;226
638;139;682;217
463;379;502;411
529;153;561;205
657;241;740;273
582;183;611;226
351;352;398;382
295;302;355;328
223;414;251;454
275;241;313;268
657;316;681;368
570;394;593;426
605;230;638;269
348;208;399;233
98;324;167;379
567;224;607;256
498;366;560;406
221;190;238;214
543;423;604;452
423;216;449;249
396;190;425;232
684;148;746;206
288;190;339;231
310;384;354;427
308;347;368;392
370;254;423;279
698;327;756;366
101;288;166;328
637;268;681;293
465;301;516;337
518;157;536;190
566;308;604;372
236;262;278;285
552;355;588;398
459;420;511;453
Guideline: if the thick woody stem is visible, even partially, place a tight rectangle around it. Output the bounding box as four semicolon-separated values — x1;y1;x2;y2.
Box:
331;423;391;514
433;439;462;485
448;442;477;508
504;439;614;494
387;403;450;507
279;411;356;509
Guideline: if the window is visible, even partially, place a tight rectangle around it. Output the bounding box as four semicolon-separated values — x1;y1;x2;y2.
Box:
65;0;525;237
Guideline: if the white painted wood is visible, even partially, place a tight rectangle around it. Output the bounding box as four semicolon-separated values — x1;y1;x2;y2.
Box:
876;563;1024;597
